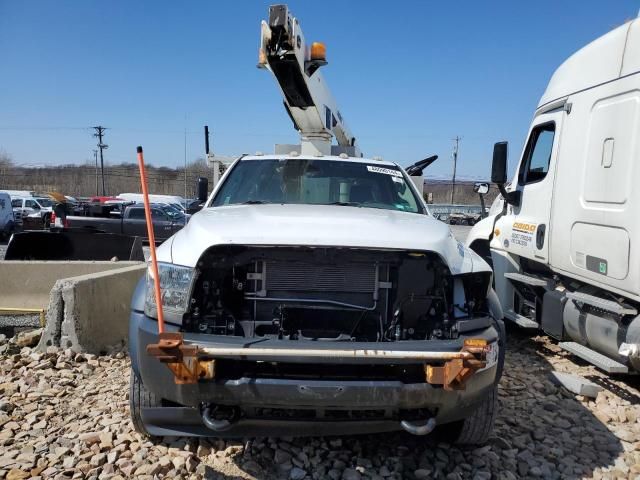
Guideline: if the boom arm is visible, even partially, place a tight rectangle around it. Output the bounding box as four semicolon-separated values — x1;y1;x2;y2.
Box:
259;4;360;156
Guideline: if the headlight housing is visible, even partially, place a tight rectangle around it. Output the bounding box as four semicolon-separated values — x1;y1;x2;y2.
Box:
144;262;196;319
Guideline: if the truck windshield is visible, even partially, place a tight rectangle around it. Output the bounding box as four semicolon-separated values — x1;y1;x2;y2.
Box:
212;159;423;214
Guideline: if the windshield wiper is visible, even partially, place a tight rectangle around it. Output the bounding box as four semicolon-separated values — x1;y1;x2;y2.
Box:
241;200;270;205
325;201;361;207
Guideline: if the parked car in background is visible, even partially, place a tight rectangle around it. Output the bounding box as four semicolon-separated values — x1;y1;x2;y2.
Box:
0;192;19;240
448;211;481;226
118;193;187;213
62;202;187;243
10;196;53;223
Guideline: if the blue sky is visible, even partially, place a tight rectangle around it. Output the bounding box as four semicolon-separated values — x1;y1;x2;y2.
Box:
1;1;638;179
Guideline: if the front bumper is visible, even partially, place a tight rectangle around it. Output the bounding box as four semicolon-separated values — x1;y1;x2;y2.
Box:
130;311;499;437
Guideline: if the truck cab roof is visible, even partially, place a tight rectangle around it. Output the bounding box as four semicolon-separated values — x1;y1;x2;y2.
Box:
539;18;640;109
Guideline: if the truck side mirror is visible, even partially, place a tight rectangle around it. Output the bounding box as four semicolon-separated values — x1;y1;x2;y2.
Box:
197;177;209;203
473;182;489;195
490;141;521;207
491;142;508;184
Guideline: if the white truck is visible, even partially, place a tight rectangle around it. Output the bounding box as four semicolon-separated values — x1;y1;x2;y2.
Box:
129;4;504;443
466;18;640;373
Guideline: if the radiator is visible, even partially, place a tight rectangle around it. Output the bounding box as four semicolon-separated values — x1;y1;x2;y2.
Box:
265;261;377;293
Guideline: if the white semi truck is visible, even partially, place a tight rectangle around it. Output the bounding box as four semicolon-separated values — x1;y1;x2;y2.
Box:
466;18;640;373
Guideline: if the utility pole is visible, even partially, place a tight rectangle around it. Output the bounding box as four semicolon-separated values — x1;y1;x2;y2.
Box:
93;126;108;196
93;149;99;195
184;127;187;205
451;136;461;204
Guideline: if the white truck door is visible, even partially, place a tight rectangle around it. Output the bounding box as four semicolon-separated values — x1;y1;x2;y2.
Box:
500;109;564;264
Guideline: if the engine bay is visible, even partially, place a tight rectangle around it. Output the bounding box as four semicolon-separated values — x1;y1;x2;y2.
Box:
183;246;489;342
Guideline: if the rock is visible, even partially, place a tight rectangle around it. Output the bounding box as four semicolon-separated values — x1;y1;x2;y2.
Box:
329;439;343;449
276;449;293;464
242;460;261;475
172;456;186;470
185;456;198;472
15;329;43;348
327;469;342;480
90;453;107;467
0;412;10;427
290;467;307;480
79;432;102;445
414;469;433;479
342;468;361;480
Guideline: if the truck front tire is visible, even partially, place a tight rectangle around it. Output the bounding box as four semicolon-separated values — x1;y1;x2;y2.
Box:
129;370;161;438
451;384;498;445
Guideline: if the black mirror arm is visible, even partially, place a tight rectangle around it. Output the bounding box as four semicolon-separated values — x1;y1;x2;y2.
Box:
406;155;438;176
497;183;521;207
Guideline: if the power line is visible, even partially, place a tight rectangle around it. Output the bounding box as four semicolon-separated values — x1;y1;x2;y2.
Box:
93;149;99;196
93;126;108;196
451;136;461;204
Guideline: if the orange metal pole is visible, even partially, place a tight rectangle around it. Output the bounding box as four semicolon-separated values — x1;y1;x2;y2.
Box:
136;146;165;333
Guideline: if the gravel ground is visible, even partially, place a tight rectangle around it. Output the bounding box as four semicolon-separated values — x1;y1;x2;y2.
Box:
1;329;639;480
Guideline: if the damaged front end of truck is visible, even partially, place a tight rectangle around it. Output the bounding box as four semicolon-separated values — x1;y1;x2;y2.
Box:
130;241;503;442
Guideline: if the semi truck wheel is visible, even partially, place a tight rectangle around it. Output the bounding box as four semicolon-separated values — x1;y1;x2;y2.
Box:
129;370;161;438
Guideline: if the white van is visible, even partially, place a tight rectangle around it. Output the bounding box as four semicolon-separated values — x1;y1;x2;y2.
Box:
0;192;18;239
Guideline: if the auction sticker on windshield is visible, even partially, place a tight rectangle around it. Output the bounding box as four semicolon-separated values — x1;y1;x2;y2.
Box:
367;166;402;177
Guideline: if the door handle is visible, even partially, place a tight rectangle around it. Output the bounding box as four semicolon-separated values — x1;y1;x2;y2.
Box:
536;224;546;250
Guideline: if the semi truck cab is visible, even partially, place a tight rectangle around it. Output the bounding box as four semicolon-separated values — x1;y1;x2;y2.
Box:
467;17;640;373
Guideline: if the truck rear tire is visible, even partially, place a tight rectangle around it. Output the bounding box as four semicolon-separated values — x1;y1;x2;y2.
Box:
451;384;498;445
129;370;161;438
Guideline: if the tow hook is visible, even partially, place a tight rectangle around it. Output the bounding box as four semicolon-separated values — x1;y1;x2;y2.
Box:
202;405;238;432
146;332;215;384
424;339;489;390
400;417;437;436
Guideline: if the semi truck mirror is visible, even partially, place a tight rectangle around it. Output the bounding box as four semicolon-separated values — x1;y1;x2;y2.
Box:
491;142;508;184
473;182;489;195
491;141;521;207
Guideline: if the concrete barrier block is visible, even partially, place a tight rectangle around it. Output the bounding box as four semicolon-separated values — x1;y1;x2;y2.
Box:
56;264;146;354
38;281;65;349
0;261;142;311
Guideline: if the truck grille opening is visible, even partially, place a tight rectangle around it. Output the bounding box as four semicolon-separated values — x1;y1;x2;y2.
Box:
184;245;462;342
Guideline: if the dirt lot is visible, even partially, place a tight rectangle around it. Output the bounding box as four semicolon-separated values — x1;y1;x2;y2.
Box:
0;328;639;480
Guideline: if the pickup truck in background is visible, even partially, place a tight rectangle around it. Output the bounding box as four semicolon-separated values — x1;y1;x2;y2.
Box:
62;203;187;243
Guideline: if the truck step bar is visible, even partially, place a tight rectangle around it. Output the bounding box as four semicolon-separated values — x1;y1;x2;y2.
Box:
504;272;553;289
565;291;638;316
559;342;629;374
505;310;539;329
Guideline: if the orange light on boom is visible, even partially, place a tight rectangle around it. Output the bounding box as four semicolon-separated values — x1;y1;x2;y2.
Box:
310;42;326;61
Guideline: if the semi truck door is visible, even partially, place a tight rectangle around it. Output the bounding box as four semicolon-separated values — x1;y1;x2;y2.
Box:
503;110;563;264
